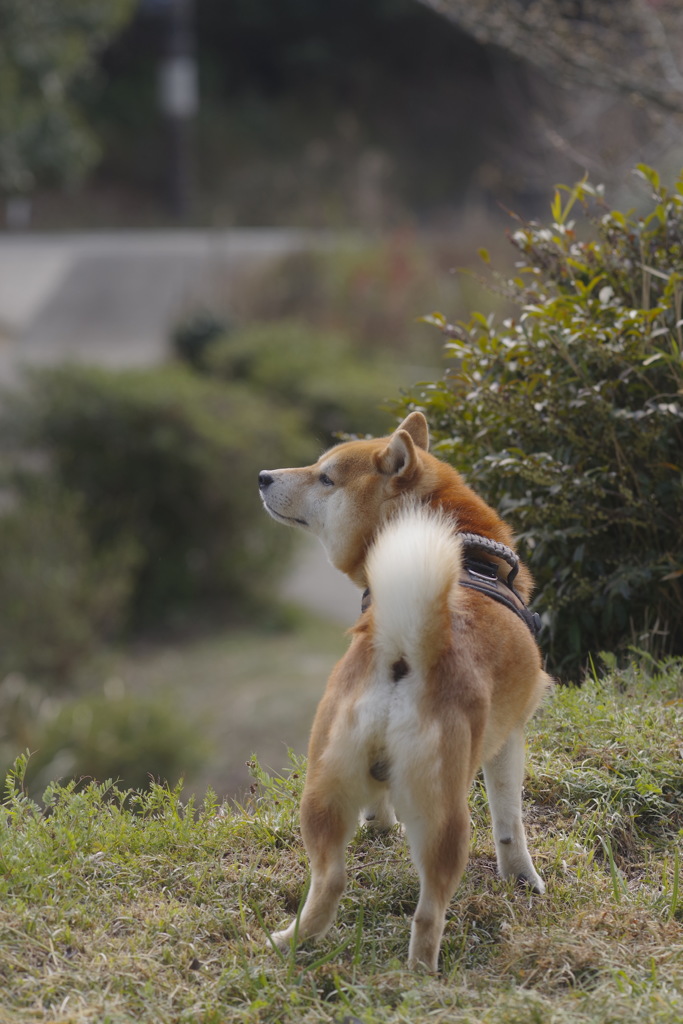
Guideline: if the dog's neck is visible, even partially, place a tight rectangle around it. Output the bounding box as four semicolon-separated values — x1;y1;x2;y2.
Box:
337;490;523;596
425;484;514;547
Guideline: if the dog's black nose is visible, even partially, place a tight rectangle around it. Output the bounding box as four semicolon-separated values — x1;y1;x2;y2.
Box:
259;471;274;491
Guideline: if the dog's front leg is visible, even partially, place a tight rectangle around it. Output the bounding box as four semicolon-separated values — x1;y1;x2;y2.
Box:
482;727;545;893
271;781;358;950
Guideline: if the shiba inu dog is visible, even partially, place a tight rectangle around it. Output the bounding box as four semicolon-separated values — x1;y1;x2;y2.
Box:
258;411;550;972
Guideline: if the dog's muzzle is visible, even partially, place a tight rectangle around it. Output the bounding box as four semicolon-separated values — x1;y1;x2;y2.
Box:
258;471;308;527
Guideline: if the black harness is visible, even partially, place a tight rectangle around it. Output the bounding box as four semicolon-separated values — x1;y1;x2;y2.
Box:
361;532;542;641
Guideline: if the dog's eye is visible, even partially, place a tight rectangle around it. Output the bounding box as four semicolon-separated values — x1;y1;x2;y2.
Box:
319;472;335;487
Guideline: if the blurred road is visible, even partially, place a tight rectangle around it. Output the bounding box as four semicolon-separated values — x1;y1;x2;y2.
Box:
282;532;360;626
0;228;326;383
0;227;359;625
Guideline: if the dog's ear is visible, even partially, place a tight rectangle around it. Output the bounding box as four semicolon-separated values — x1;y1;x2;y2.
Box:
395;411;429;451
375;428;420;479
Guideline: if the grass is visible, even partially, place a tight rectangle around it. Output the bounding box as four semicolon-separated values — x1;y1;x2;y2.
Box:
1;658;682;1023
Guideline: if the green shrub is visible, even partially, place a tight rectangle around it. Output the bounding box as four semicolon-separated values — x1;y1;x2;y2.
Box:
0;363;312;625
204;319;397;441
0;487;135;682
398;166;683;677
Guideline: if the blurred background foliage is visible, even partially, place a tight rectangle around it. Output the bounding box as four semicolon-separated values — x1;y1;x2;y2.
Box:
0;238;421;795
44;0;516;226
0;363;313;629
8;0;683;228
0;0;135;194
1;0;683;793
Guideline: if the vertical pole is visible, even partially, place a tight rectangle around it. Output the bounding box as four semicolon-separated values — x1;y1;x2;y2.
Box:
159;0;198;219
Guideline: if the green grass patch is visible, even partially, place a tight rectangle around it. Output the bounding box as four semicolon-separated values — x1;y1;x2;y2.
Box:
1;661;682;1022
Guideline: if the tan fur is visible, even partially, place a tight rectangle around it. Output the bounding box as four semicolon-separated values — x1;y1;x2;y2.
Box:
259;411;551;972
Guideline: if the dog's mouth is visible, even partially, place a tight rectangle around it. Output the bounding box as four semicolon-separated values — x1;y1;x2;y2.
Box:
261;496;308;528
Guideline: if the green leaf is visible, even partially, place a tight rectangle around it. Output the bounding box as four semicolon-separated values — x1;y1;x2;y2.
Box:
635;164;661;191
551;190;563;224
418;311;447;328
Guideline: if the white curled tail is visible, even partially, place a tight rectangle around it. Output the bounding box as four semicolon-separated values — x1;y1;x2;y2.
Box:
365;505;462;673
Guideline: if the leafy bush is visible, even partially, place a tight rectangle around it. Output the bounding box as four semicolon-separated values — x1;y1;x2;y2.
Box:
0;487;135;682
398;166;683;677
203;319;397;441
0;363;312;625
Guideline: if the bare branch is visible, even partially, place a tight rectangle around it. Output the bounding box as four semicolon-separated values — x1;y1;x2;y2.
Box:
417;0;683;114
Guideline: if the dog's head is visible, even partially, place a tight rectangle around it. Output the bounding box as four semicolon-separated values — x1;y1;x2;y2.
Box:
259;412;438;583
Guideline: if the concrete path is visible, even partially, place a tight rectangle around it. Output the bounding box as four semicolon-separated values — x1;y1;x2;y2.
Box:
0;228;328;382
0;228;358;624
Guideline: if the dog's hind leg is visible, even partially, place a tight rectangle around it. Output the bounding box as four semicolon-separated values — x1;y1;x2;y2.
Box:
401;794;471;973
392;717;474;973
482;727;545;893
271;779;359;949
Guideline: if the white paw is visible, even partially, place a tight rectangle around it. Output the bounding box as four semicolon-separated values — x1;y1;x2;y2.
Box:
269;927;293;951
516;870;545;895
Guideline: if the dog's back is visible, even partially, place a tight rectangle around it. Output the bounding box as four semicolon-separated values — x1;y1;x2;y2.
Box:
362;503;541;768
361;505;487;803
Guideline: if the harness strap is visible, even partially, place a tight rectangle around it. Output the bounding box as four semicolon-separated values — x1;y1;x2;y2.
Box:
457;532;521;586
459;566;542;638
